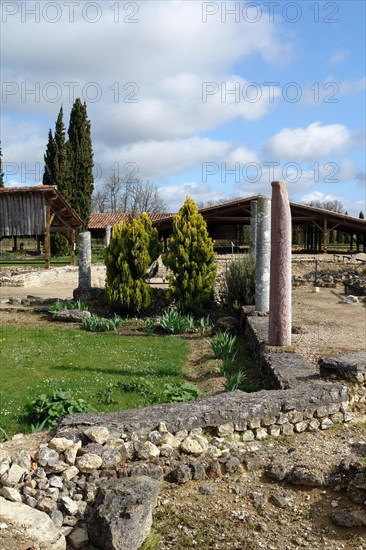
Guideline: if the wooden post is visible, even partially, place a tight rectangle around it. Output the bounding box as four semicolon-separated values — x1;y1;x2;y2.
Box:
323;215;328;254
44;205;51;269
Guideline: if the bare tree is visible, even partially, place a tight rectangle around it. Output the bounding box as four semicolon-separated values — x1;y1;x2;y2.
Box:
306;199;344;213
92;177;167;214
92;190;107;213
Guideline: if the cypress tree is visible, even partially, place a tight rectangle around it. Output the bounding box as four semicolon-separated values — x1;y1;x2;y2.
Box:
43;129;55;186
67;99;94;229
0;143;4;188
163;197;217;313
359;211;364;219
105;213;162;313
53;106;72;200
43;108;71;256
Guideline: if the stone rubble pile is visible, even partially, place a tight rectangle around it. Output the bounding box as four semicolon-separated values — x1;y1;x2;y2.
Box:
293;268;366;288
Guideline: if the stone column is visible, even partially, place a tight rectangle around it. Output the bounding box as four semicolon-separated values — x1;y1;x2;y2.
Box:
249;200;257;256
78;231;92;289
105;225;111;247
268;182;292;346
255;197;271;312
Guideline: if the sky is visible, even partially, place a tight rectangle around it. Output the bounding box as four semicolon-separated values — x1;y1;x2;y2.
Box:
1;0;365;214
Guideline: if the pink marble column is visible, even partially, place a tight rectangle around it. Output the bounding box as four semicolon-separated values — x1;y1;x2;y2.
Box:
268;181;292;346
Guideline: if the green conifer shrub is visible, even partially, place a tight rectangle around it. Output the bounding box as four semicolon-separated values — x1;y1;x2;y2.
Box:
105;213;162;313
163;197;217;313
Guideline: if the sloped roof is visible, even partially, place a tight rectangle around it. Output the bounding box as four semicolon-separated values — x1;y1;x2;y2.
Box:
88;212;173;229
152;195;366;235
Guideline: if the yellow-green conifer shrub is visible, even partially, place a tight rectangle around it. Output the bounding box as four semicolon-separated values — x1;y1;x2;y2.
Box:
163;197;217;313
105;213;162;313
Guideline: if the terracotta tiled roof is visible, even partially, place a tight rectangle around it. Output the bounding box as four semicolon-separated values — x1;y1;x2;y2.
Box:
88;212;173;229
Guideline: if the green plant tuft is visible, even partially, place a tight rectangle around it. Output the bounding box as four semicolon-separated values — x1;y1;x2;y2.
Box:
163;382;201;402
83;314;123;332
25;389;93;429
210;331;237;359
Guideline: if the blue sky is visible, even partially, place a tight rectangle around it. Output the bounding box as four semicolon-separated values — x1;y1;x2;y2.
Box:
1;0;365;214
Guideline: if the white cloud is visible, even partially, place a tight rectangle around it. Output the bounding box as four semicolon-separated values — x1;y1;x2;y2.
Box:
159;181;226;212
264;122;355;161
94;137;233;181
329;50;349;66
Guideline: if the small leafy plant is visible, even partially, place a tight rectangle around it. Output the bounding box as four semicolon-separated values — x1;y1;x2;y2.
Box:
210;331;237;359
219;354;237;377
83;314;123;332
25;390;93;429
163;382;201;402
143;317;157;334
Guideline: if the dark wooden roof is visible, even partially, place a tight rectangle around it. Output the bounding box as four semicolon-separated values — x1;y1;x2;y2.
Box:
0;186;82;237
153;195;366;235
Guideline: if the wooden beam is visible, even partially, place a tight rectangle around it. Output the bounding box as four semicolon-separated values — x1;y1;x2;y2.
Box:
69;230;75;266
323;215;328;253
44;204;51;269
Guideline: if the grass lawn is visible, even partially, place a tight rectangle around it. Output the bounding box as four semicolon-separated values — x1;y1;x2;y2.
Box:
0;324;189;436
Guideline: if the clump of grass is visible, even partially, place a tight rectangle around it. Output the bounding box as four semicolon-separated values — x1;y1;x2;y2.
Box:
49;299;90;313
159;309;195;334
83;314;123;332
210;331;237;359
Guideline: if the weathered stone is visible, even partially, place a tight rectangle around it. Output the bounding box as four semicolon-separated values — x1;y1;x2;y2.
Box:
37;496;58;513
294;421;308;433
160;432;180;448
51;510;64;529
268;181;292;346
180;435;208;456
49;475;64;489
287;467;324;487
320;418;333;430
101;448;122;469
170;464;192;484
62;466;79;481
61;496;78;515
331;507;366;527
53;309;91;323
76;454;103;473
308;418;320;431
269;494;288;508
255;428;268;440
281;423;294;436
190;462;207;481
84;426;110;445
160;444;175;457
134;441;160;459
88;476;160;550
242;430;255;442
267;461;290;481
206;461;222;478
0;486;22;502
67;527;89;549
268;426;281;437
224;457;242;474
199;485;215;495
13;449;31;470
248;418;261;429
2;463;27;486
49;437;75;452
217;423;234;436
0;496;66;549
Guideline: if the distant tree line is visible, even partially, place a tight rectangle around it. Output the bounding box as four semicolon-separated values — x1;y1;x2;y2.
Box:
93;176;167;215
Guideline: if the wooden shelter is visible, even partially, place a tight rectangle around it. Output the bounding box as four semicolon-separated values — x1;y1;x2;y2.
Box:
153;195;366;254
0;186;83;267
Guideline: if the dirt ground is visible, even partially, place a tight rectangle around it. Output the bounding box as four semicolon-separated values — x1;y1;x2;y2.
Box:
0;259;365;550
